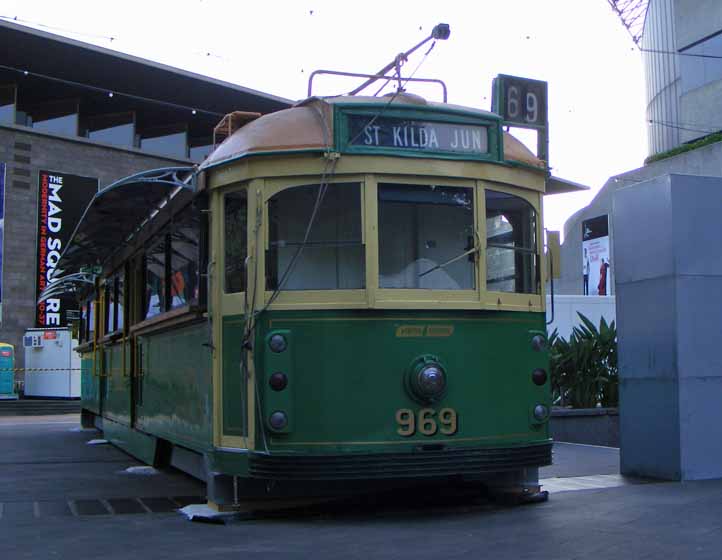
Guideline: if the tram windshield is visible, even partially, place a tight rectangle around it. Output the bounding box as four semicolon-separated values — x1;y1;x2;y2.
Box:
378;183;475;290
485;190;539;294
266;183;364;290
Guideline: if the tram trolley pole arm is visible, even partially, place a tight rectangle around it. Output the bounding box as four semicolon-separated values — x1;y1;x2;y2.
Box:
347;23;450;96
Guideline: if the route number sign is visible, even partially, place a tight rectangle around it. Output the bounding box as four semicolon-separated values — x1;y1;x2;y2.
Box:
491;74;549;163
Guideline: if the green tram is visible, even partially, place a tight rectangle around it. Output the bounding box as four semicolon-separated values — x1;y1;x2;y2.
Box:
46;78;581;508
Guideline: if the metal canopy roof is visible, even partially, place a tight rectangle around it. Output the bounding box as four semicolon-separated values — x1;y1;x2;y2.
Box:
38;272;97;304
57;166;196;275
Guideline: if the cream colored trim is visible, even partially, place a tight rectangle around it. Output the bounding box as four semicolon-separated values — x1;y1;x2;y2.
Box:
208;154;545;192
215;181;253;450
364;175;379;308
262;174;367;199
220;435;247;449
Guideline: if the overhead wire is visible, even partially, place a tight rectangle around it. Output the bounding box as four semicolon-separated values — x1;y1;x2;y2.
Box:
0;62;224;118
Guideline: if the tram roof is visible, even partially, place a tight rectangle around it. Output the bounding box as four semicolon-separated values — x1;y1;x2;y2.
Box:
201;93;547;171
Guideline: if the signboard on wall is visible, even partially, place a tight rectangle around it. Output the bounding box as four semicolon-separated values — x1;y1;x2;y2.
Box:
35;171;97;328
0;162;4;323
582;215;610;296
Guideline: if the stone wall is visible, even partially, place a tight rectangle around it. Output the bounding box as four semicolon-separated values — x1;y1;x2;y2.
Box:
0;123;191;371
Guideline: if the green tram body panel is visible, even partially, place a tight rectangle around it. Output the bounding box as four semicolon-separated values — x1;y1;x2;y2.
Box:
79;322;213;460
245;309;550;455
136;322;213;454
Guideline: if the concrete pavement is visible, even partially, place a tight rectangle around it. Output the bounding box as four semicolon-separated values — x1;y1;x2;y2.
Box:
2;415;720;560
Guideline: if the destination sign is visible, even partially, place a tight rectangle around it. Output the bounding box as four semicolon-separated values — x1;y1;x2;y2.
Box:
347;116;488;155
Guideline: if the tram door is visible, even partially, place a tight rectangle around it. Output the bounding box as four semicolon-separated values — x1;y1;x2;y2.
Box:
215;187;250;448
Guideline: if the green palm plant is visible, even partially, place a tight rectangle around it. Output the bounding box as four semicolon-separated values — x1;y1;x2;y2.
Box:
548;312;618;408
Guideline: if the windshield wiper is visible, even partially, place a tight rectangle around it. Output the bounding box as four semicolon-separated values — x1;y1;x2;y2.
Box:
418;231;482;278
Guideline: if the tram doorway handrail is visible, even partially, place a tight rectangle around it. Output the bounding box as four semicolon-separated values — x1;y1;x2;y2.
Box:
307;70;448;102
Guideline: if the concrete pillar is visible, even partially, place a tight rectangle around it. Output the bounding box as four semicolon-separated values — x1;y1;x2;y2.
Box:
613;174;722;481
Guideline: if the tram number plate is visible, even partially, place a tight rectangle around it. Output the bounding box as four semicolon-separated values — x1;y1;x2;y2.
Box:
395;408;458;437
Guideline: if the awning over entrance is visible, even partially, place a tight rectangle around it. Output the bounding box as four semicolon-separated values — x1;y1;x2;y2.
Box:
56;166;196;275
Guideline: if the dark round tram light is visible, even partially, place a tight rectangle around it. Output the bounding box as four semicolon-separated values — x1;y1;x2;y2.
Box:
269;411;288;431
532;368;547;386
269;334;287;353
269;372;288;391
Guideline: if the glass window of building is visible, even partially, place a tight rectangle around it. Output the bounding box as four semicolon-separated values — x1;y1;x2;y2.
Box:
145;236;167;319
378;183;474;290
485;190;538;294
30;100;80;136
224;191;247;293
266;183;364;291
140;125;188;159
84;112;135;148
170;204;200;308
0;85;16;125
680;32;722;94
189;137;213;162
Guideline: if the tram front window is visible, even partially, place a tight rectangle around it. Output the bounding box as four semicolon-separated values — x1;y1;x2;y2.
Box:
266;183;364;290
485;190;539;294
378;183;475;290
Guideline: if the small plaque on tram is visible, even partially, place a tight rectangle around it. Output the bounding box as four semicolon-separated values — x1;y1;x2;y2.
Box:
347;115;488;155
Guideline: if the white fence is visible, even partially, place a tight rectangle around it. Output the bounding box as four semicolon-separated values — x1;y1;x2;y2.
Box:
545;295;616;339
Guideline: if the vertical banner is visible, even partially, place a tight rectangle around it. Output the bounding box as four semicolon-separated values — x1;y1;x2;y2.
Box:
582;215;610;296
36;171;97;327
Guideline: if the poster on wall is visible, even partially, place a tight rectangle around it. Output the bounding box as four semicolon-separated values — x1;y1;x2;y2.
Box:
35;170;98;328
582;215;610;296
0;162;5;323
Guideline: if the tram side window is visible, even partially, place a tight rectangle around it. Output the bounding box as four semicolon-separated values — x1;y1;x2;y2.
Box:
104;279;116;334
80;302;88;343
103;271;125;334
224;191;247;293
145;235;167;319
485;190;539;294
81;298;96;342
117;272;125;331
378;183;475;290
170;205;200;308
266;183;364;291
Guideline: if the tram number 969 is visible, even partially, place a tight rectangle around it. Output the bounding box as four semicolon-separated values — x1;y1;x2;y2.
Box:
395;408;458;437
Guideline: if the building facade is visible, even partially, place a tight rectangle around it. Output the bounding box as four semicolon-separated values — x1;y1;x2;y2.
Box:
644;0;722;156
556;0;722;297
0;21;290;370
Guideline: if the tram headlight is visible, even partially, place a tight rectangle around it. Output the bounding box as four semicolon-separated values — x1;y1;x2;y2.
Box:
269;411;288;430
417;365;446;398
532;368;547;386
268;334;287;353
533;404;549;422
269;372;288;391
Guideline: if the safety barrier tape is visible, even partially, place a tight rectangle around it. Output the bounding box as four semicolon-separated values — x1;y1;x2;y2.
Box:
0;368;83;372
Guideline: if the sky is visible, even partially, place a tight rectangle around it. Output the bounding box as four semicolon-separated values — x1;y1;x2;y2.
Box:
2;0;648;237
